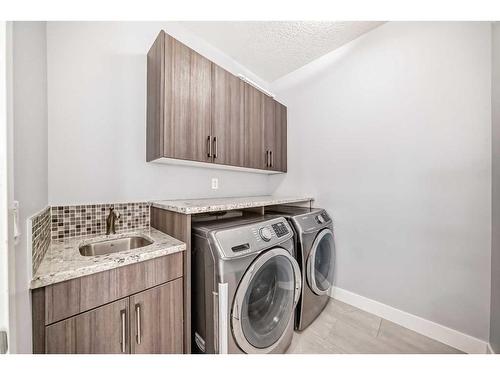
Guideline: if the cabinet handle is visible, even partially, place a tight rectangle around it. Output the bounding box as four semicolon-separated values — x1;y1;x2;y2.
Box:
135;303;142;345
265;150;269;167
207;136;212;158
270;151;273;168
213;137;217;159
120;309;126;353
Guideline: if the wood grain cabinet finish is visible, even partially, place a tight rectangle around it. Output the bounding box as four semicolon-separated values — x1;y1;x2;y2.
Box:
147;31;212;163
150;207;191;354
44;252;183;325
211;64;245;166
46;297;130;354
45;279;184;355
147;30;287;173
33;253;185;354
244;83;265;169
264;95;275;170
129;278;184;354
272;101;287;172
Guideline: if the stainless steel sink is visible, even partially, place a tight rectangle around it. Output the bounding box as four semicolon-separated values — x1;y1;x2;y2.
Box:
79;236;153;256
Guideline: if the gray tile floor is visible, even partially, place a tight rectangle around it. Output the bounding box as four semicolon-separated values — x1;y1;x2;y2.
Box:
287;298;463;354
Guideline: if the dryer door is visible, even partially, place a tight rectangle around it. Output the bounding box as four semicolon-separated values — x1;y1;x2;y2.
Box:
231;248;301;353
306;228;335;295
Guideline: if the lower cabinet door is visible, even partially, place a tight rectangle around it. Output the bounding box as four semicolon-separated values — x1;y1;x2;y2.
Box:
45;297;130;354
129;278;184;354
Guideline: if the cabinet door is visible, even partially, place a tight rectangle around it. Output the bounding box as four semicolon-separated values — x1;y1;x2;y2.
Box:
129;278;183;354
45;298;129;354
264;97;287;172
273;101;287;172
244;83;265;169
212;65;245;166
165;36;212;162
264;95;275;170
146;31;165;162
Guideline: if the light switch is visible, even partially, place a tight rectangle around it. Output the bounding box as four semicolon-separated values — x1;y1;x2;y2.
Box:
211;178;219;190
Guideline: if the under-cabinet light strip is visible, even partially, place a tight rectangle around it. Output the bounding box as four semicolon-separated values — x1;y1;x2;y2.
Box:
237;74;275;98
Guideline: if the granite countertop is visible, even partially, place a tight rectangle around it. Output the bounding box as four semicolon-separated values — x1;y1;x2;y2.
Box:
30;227;186;289
151;195;313;215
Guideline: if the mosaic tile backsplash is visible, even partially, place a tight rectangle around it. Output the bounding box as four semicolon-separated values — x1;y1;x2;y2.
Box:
31;207;51;274
51;202;150;240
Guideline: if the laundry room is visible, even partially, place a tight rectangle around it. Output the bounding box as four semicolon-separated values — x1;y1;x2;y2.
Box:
1;1;500;374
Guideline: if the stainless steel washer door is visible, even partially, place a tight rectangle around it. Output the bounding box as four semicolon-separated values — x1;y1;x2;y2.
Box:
306;228;335;295
231;248;301;354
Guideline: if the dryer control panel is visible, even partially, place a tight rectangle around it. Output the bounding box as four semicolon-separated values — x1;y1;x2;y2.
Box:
211;217;293;259
292;209;333;233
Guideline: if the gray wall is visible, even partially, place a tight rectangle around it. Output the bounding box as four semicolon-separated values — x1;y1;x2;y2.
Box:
12;21;48;353
270;22;492;340
491;22;500;353
46;22;273;206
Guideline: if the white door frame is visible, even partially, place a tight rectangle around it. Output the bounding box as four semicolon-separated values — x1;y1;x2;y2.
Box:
0;20;16;354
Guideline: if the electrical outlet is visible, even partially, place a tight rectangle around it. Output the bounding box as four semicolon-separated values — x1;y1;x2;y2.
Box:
211;178;219;190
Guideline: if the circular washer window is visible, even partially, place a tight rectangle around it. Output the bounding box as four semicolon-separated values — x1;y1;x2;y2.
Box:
239;254;296;349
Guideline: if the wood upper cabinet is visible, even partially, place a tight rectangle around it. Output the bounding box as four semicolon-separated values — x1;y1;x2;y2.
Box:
129;279;183;354
264;95;275;170
147;30;287;173
147;31;212;163
46;298;130;354
211;65;245;166
272;101;287;172
263;96;287;172
183;49;212;162
244;82;265;169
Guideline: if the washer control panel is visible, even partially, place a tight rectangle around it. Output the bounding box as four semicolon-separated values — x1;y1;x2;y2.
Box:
212;217;293;259
259;227;273;242
272;222;289;238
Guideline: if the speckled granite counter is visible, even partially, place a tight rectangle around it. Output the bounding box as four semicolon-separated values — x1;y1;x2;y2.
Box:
151;195;313;215
30;227;185;289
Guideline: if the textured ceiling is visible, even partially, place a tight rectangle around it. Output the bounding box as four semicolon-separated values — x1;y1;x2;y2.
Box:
177;21;385;82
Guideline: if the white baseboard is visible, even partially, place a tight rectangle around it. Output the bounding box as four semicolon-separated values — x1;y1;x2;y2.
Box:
487;343;496;354
329;286;488;354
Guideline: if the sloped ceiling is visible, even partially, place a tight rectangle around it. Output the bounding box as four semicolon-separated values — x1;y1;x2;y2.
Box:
177;21;385;82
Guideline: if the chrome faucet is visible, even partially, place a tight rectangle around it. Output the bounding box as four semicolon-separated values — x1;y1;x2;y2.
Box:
106;207;120;235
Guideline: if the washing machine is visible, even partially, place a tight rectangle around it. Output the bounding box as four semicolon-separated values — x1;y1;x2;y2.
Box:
267;206;335;331
191;214;302;354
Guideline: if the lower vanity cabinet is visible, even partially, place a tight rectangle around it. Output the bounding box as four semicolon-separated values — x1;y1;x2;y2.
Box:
33;252;185;354
46;297;130;354
44;278;183;354
130;278;184;354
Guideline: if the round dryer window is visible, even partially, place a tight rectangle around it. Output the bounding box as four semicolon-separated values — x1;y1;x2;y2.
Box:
307;229;335;295
232;248;301;353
